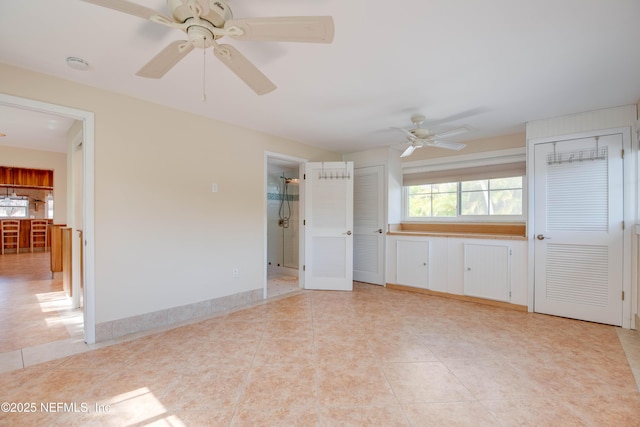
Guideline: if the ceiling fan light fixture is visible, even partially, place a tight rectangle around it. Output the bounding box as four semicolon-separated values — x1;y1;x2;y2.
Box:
66;57;90;71
80;0;334;95
411;128;431;138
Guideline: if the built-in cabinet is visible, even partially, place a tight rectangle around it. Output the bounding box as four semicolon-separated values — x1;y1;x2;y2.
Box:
0;166;53;189
388;234;527;307
464;243;510;302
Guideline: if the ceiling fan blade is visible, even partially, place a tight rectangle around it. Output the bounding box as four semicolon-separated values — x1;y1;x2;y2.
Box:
225;16;334;43
433;127;469;139
80;0;167;21
429;140;467;151
213;44;277;95
400;145;417;158
136;41;193;79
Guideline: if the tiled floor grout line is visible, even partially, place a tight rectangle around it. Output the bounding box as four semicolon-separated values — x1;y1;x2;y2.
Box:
229;311;266;425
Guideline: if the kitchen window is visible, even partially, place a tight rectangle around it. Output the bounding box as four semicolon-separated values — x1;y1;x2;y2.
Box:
0;198;29;218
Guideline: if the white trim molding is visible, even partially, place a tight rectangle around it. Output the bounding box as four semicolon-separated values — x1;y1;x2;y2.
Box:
402;147;526;175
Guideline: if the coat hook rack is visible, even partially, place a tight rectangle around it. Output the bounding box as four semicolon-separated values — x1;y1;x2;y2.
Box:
318;161;351;180
547;136;607;166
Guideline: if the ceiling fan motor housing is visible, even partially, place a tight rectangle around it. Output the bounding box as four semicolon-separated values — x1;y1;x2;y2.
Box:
411;128;432;139
169;0;232;28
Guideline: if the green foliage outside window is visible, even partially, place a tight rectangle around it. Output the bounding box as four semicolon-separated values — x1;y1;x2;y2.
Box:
408;183;457;217
407;176;523;218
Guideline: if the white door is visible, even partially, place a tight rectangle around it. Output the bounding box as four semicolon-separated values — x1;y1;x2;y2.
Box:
304;162;354;291
353;165;385;285
533;134;624;326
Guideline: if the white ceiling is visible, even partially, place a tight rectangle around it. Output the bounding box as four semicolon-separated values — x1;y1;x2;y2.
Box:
0;105;76;153
1;0;639;155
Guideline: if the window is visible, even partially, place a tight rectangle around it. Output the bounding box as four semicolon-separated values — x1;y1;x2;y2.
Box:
0;198;29;218
404;175;524;220
461;177;523;216
407;183;457;217
46;198;54;219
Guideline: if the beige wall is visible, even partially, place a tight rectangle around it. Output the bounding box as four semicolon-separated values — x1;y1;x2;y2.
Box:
0;63;339;324
402;132;526;162
0;145;67;223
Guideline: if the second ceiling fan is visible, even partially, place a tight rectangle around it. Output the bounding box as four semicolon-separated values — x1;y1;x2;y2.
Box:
393;114;469;157
81;0;335;95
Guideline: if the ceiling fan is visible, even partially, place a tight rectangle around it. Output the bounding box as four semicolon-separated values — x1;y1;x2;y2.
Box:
393;114;469;157
80;0;334;95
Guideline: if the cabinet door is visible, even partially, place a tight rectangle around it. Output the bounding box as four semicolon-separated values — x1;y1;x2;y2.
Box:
396;240;429;289
464;243;510;301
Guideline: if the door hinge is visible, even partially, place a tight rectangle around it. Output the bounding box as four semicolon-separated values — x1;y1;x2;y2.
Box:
303;174;306;180
303;219;306;226
621;149;625;159
509;291;512;298
622;221;625;230
622;291;625;300
303;265;306;271
509;249;512;256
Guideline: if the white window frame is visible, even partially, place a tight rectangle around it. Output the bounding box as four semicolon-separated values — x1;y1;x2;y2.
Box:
402;148;527;223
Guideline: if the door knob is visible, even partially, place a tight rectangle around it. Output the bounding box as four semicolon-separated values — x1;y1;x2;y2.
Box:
536;234;550;240
345;230;352;235
376;229;383;234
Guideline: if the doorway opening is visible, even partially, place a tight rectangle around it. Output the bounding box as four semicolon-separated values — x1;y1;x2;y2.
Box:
0;93;95;366
265;154;304;298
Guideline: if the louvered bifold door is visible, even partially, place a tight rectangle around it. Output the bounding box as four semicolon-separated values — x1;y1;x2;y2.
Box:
533;134;624;326
353;165;385;285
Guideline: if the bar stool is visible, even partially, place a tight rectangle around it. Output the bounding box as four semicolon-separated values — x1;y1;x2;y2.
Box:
30;219;48;252
1;220;20;254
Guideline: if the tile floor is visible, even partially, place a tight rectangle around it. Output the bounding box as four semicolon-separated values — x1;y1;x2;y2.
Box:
0;252;85;372
266;272;299;298
0;252;80;352
1;255;640;425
